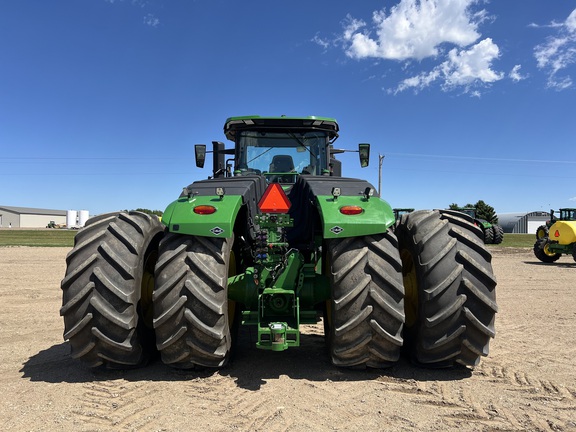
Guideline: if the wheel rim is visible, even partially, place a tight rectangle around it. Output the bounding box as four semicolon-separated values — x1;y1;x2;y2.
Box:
537;229;546;239
227;250;237;327
543;242;557;257
400;248;418;328
140;250;157;329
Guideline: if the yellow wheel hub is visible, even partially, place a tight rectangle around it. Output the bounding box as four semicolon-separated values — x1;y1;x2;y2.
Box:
400;249;418;328
140;250;157;329
543;243;557;257
228;250;237;327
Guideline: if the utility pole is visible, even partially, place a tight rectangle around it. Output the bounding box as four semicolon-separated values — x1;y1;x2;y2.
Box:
378;154;385;196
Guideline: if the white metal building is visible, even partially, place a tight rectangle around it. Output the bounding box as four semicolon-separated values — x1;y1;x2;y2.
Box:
0;205;67;228
498;211;550;234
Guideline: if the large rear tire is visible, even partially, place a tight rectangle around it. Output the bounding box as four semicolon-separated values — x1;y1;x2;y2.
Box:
535;225;549;240
396;210;497;368
533;238;561;263
482;226;494;244
326;231;405;369
153;233;233;369
60;211;164;368
492;224;504;244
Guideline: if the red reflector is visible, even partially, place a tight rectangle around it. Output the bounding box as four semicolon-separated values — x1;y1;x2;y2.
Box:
555;230;560;237
340;205;364;215
193;205;216;215
258;183;291;213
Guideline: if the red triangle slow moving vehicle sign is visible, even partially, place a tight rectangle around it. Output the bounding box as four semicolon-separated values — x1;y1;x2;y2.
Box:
258;183;291;213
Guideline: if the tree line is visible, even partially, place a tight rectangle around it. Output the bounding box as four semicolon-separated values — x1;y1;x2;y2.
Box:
449;200;498;224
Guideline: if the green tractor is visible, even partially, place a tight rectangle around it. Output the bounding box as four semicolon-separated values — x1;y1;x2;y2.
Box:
456;207;503;245
393;208;414;222
60;115;497;370
534;208;576;263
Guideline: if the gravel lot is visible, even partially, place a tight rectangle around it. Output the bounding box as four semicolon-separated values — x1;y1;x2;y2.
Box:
1;246;575;431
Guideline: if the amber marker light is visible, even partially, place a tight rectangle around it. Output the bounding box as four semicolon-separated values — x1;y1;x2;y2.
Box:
193;205;217;215
339;206;364;215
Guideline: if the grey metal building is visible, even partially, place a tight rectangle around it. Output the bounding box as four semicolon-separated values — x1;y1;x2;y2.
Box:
0;206;67;228
498;211;550;234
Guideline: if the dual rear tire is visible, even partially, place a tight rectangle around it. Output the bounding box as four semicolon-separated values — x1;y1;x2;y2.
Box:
326;231;405;368
61;210;498;370
153;233;233;369
60;211;164;368
325;209;498;369
395;210;498;367
61;216;234;370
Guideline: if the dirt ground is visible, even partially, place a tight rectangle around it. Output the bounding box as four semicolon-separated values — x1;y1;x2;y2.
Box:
1;246;575;432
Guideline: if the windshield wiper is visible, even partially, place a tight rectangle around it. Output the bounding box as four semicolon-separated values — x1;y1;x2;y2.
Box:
247;147;273;164
288;133;316;157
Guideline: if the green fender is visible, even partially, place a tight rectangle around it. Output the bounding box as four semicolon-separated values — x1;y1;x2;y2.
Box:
161;195;243;237
315;195;395;239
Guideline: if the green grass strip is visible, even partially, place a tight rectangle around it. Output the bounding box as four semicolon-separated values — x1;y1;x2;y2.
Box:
0;229;77;247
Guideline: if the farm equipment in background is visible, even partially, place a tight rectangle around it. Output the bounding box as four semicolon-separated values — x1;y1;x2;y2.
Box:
533;208;576;262
393;208;414;222
60;115;498;371
455;207;504;245
535;208;576;240
46;221;66;229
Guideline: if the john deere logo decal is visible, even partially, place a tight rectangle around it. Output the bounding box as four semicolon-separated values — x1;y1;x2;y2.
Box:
211;227;224;235
330;226;344;235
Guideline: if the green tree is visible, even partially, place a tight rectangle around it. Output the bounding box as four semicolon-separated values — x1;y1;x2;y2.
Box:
448;201;498;224
125;208;163;217
475;200;498;224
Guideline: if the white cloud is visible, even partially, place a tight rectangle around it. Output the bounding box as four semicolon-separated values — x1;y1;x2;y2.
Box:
393;38;503;94
339;0;505;94
342;0;484;61
104;0;157;26
312;34;330;50
570;196;576;202
533;8;576;90
509;64;527;82
566;9;576;33
143;13;159;27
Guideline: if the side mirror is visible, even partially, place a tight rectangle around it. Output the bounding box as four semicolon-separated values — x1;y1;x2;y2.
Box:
195;144;206;168
358;143;370;167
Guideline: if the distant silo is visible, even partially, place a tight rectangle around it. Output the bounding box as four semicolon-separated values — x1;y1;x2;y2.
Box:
66;210;78;229
78;210;89;227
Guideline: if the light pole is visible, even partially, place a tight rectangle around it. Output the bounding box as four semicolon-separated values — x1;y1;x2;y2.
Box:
378;154;385;196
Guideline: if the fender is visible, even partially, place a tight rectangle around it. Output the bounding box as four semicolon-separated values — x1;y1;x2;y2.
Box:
287;175;395;239
161;176;267;238
315;194;395;238
161;195;242;238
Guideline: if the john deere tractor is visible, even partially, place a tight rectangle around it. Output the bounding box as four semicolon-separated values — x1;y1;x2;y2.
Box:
60;115;497;370
455;207;503;245
534;208;576;263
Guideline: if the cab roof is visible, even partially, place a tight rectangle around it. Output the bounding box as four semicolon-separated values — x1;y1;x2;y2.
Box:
224;115;339;141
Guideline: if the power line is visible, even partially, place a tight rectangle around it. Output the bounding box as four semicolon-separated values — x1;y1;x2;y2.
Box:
386;152;576;164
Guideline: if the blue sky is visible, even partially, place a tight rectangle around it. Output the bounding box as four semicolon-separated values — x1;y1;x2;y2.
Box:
1;0;575;216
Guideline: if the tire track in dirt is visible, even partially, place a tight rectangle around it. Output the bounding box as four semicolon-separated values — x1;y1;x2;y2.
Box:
73;380;156;431
369;361;576;432
475;360;576;431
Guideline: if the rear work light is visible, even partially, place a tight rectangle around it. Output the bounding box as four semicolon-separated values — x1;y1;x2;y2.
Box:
193;205;217;215
339;205;364;215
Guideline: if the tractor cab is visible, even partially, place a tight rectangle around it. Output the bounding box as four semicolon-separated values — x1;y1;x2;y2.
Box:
194;116;369;183
226;116;337;181
558;208;576;221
